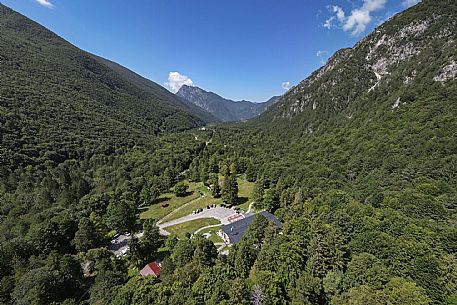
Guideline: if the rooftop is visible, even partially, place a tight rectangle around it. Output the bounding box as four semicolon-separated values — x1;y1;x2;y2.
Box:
221;211;282;244
140;261;161;277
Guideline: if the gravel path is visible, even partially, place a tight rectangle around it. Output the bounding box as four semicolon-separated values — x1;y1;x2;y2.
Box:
193;223;221;235
246;201;255;214
158;207;236;229
157;195;205;225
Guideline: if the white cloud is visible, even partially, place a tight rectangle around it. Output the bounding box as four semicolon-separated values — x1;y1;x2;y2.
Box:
325;0;387;36
323;6;344;29
35;0;54;8
282;82;291;90
344;0;387;35
324;16;335;29
316;50;329;65
165;72;194;93
333;6;346;22
402;0;421;8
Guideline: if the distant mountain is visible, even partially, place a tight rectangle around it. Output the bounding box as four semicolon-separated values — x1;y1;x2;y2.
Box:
0;4;214;166
93;56;218;123
176;85;279;122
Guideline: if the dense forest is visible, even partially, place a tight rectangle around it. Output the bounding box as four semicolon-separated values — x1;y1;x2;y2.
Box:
1;0;457;304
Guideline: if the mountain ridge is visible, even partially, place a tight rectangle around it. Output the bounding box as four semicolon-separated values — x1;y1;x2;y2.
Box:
257;0;456;135
0;3;212;167
92;56;218;123
177;85;279;122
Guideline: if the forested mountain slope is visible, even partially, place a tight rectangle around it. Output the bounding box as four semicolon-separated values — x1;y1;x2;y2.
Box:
195;1;456;303
93;56;218;124
259;0;456;135
240;0;457;198
177;85;278;122
0;4;210;169
1;1;456;305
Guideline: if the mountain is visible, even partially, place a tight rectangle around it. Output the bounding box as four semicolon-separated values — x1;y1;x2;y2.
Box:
176;85;278;122
258;0;457;136
0;4;213;168
1;1;457;304
92;56;218;123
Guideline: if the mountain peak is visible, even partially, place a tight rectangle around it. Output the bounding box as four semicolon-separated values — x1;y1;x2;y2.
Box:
260;0;457;132
177;85;278;122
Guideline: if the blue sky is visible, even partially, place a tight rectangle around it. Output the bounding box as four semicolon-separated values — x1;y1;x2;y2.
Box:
3;0;420;102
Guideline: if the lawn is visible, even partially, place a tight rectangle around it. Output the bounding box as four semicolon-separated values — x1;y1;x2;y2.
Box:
165;218;220;238
237;177;255;211
140;178;254;223
196;225;224;243
160;195;223;222
139;181;206;222
139;191;200;222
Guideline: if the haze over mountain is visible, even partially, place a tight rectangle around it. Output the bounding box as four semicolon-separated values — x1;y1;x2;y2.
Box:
177;85;278;122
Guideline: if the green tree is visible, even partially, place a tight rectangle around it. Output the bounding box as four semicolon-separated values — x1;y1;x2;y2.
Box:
72;217;100;253
209;156;219;173
200;162;209;185
252;180;265;209
174;182;189;197
171;239;195;268
105;199;136;232
222;174;238;205
162;167;175;191
343;253;389;290
209;173;221;198
384;277;431;305
245;161;257;182
140;219;164;262
228;278;249;305
263;188;279;211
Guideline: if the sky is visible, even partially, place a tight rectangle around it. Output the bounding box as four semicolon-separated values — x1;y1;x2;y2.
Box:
2;0;420;102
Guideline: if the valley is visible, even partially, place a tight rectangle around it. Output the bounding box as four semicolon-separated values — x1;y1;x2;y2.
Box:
0;1;456;304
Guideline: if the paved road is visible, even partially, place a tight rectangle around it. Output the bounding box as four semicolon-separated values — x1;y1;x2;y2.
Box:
159;228;171;236
159;207;236;230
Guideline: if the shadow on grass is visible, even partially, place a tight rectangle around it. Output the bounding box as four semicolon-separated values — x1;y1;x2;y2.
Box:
176;191;194;198
139;196;172;210
237;197;248;205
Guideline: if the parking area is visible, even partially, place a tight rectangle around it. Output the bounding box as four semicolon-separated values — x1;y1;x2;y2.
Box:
107;232;143;257
159;206;243;230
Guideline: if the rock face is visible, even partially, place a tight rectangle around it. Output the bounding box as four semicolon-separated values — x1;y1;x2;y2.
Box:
259;0;456;133
177;85;279;122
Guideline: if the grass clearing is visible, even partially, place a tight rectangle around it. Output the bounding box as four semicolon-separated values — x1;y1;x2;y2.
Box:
237;177;254;198
139;191;200;221
196;226;224;243
166;218;220;238
140;181;210;221
140;178;255;223
161;195;223;222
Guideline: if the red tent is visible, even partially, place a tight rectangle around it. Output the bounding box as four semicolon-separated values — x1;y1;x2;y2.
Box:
139;261;161;277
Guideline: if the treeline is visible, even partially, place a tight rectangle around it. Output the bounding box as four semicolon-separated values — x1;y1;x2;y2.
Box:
0;133;206;304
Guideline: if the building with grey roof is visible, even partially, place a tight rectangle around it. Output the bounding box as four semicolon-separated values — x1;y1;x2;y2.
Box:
219;211;282;245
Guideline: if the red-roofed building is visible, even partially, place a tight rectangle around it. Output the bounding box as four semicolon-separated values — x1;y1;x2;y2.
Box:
139;261;161;277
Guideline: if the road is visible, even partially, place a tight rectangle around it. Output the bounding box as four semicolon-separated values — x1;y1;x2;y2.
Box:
158;207;236;230
193;223;221;235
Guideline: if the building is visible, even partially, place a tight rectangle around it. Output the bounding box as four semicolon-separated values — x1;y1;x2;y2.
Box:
139;261;161;277
219;211;282;245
